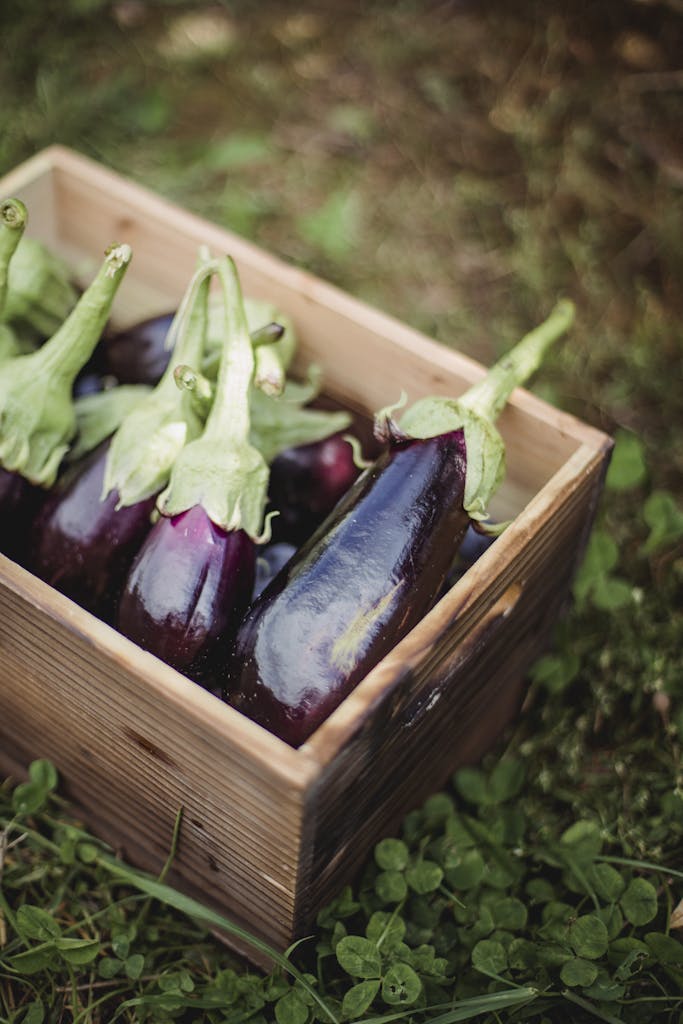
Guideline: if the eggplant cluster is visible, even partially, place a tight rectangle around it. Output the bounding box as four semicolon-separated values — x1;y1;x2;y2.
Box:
0;203;361;700
0;195;575;746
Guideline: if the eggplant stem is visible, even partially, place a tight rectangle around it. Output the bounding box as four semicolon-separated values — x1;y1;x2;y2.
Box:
458;299;575;423
202;257;255;445
251;321;285;347
39;244;132;380
0;198;27;233
0;199;28;313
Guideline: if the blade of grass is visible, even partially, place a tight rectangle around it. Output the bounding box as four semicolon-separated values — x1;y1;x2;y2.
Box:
597;855;683;882
358;987;538;1023
95;852;340;1024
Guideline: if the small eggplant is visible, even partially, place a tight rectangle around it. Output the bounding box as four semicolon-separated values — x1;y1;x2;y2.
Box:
72;370;112;398
268;430;360;545
222;300;575;746
253;541;297;599
441;522;498;595
457;521;497;566
117;504;256;686
102;312;175;385
29;441;156;621
0;466;40;562
117;255;270;685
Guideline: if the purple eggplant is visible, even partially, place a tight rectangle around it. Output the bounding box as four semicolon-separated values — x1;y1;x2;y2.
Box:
116;255;270;685
29;441;156;621
221;300;576;746
253;541;297;599
117;505;255;686
73;370;110;398
268;431;360;545
0;467;41;562
0;466;29;526
102;312;175;385
227;429;468;744
30;260;220;623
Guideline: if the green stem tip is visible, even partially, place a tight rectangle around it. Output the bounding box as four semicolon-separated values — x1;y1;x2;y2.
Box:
459;298;576;423
1;198;28;231
0;199;28;312
398;298;577;521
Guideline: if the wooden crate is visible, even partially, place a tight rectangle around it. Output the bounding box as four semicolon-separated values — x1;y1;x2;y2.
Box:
0;146;612;952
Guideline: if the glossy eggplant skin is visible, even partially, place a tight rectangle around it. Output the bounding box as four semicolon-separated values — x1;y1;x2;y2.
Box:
29;442;156;621
101;313;175;386
0;468;40;561
253;541;297;599
117;505;255;688
268;432;360;545
223;428;469;746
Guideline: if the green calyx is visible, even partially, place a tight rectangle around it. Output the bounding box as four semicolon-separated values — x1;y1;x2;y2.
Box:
398;299;576;519
103;259;213;507
157;256;271;540
0;242;132;487
249;377;352;463
399;398;506;520
172;359;352;465
70;384;152;463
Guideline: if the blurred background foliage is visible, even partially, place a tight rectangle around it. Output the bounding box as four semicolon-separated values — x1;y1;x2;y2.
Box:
1;0;682;494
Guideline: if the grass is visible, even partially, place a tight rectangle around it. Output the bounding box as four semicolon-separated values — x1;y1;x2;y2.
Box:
1;0;683;1020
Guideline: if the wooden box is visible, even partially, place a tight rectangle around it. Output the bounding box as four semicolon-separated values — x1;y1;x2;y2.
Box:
0;147;612;952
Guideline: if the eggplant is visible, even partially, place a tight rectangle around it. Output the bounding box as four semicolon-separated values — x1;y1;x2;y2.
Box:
457;521;497;566
72;370;111;398
29;441;156;621
222;300;576;746
0;466;39;561
225;430;468;745
102;312;175;385
253;541;297;599
117;505;255;685
441;522;498;595
116;255;270;686
268;430;360;545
